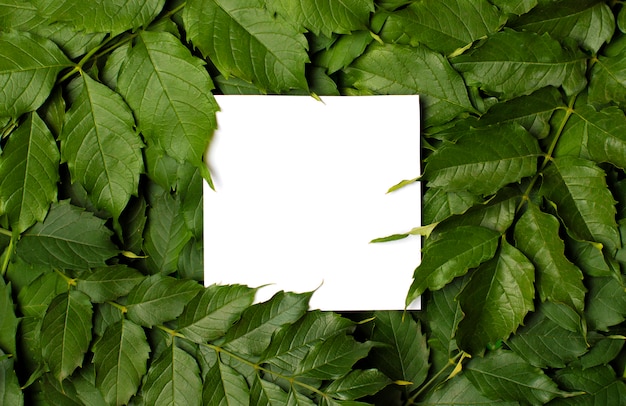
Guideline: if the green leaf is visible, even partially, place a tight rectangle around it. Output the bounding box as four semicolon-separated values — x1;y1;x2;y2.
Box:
585;276;626;331
59;73;143;225
92;319;150;406
578;333;625;370
457;240;535;356
552;365;626;406
0;278;17;356
117;31;218;167
541;156;620;253
177;284;256;343
17;200;119;270
0;112;59;235
407;225;501;304
510;0;614;53
323;369;391;401
0;30;71;118
267;0;373;36
344;43;474;126
126;274;203;327
589;38;626;106
418;373;518;405
17;271;66;318
76;265;144;303
426;277;464;358
314;31;373;74
183;0;309;92
202;361;249;406
422;188;481;225
0;350;23;406
464;349;572;405
221;291;311;356
507;309;588;369
513;202;586;312
379;0;505;55
141;192;192;275
32;0;166;36
489;0;537;16
142;344;202;406
452;29;587;99
368;311;429;392
250;374;289;405
40;290;93;382
423;124;541;196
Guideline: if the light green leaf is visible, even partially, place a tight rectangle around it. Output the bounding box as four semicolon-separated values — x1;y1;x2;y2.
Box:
514;202;586;312
323;369;390;401
0;350;23;406
423;188;481;225
287;389;316;406
368;311;428;393
142;345;202;406
457;240;535;356
423;124;541;196
452;30;587;99
17;271;66;318
141;192;192;275
344;43;474;126
126;274;203;327
552;365;626;406
40;290;93;382
418;373;518;405
0;278;17;356
0;30;70;118
267;0;373;36
489;0;537;15
379;0;505;55
541;156;620;253
117;30;218;167
407;225;501;305
464;349;572;405
32;0;166;36
507;309;588;369
92;319;150;406
314;31;373;74
202;361;249;406
183;0;309;92
177;284;256;343
510;0;614;53
76;265;144;303
585;276;626;331
17;200;119;270
221;291;311;356
0;112;59;234
60;73;143;224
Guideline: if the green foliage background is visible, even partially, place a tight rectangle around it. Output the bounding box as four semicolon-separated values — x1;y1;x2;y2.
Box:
1;0;626;404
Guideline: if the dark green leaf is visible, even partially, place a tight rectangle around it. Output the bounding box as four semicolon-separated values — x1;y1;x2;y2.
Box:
510;0;614;53
0;112;59;234
177;284;256;343
552;365;626;406
183;0;309;92
250;374;289;405
418;373;518;405
117;31;218;168
464;349;572;405
17;271;66;318
0;350;23;406
141;192;192;275
323;369;390;401
177;238;204;281
585;276;626;331
119;195;147;255
92;319;150;406
267;0;374;36
457;240;535;356
368;311;429;392
344;43;474;126
541;156;620;253
142;344;202;406
221;291;311;356
407;225;501;304
70;364;108;406
314;31;373;74
126;274;203;327
76;265;144;303
452;30;587;99
426;277;464;359
0;278;17;356
32;0;166;36
589;38;626;106
423;124;541;196
40;290;93;382
489;0;537;15
514;202;586;312
17;200;119;270
0;30;71;118
379;0;505;55
60;73;144;224
578;333;625;369
202;361;249;406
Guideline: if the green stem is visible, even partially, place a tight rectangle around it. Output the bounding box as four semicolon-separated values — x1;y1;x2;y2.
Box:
1;118;18;139
0;235;15;276
0;227;11;238
106;300;128;314
54;269;77;288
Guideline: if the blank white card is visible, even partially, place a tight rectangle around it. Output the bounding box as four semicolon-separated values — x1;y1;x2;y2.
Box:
203;95;421;311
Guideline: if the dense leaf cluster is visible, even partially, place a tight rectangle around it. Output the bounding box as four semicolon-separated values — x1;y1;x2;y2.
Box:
1;0;626;405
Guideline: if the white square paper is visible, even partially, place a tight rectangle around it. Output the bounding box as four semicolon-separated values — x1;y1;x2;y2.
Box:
203;95;421;311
